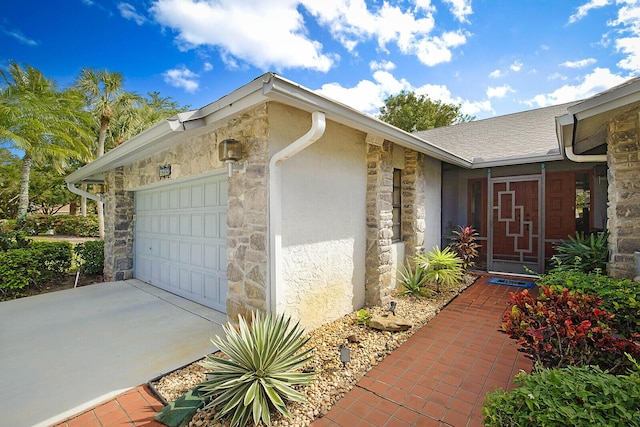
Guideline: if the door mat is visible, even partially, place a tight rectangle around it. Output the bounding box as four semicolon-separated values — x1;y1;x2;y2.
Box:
487;277;535;288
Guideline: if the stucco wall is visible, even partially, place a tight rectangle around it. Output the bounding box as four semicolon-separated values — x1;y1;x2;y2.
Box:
423;156;442;252
269;103;367;330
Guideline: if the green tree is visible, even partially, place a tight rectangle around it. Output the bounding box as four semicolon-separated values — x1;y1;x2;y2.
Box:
29;164;77;215
0;148;20;218
0;62;91;225
76;68;142;238
378;90;474;132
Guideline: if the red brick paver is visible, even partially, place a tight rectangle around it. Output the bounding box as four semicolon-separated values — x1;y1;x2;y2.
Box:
54;275;530;427
311;275;532;427
52;385;164;427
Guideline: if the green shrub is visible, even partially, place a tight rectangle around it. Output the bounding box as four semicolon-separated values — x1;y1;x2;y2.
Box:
53;215;99;237
397;261;431;298
483;364;640;427
22;215;99;237
415;246;464;293
199;312;314;427
74;240;104;275
30;241;73;281
551;231;609;273
356;309;371;325
0;229;30;251
501;286;640;374
0;249;40;297
538;270;640;338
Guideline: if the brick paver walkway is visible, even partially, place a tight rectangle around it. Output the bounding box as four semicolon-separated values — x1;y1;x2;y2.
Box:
53;275;531;427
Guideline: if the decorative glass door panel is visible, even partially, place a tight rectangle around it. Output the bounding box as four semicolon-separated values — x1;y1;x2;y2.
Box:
489;177;543;274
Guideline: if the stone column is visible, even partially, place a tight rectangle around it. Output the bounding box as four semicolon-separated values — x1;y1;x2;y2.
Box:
103;167;134;281
607;110;640;279
401;150;426;260
365;141;394;307
225;104;270;321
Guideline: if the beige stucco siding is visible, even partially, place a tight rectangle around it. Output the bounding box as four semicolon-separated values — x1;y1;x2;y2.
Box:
270;103;367;330
423;156;442;252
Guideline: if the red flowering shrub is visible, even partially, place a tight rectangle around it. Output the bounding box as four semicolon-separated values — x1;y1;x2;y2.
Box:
501;286;640;374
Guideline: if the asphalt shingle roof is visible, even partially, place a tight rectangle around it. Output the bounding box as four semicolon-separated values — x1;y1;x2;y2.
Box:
413;102;576;166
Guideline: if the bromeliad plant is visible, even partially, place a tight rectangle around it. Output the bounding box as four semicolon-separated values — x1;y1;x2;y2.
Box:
450;225;480;269
199;312;314;427
415;246;464;293
397;260;431;299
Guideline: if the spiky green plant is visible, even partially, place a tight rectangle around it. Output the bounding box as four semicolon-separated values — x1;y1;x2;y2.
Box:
397;260;431;299
415;246;464;293
551;231;609;273
199;312;314;427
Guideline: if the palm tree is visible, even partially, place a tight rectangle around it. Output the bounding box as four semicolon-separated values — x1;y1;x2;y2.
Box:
0;62;91;226
76;69;142;238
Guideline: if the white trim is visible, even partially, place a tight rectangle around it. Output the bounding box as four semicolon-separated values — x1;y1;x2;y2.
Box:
129;169;227;192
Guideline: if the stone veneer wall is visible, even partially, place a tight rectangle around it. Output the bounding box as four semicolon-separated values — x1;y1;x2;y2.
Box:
365;141;395;307
104;104;270;322
225;105;270;321
401;150;426;259
607;108;640;278
103;166;134;281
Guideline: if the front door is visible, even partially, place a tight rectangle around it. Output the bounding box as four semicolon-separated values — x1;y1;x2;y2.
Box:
488;176;543;274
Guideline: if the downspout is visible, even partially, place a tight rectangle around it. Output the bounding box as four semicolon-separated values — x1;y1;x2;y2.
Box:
268;111;326;313
565;115;607;163
67;182;102;203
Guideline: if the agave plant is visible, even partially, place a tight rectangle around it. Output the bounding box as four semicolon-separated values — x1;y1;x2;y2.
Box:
199;312;314;427
397;260;431;299
450;225;481;269
415;246;464;293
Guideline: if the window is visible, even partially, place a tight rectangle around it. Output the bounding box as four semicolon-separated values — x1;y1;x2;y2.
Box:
469;179;485;235
392;169;402;242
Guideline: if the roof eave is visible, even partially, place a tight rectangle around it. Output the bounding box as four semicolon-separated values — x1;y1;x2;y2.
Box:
262;75;472;168
469;152;564;169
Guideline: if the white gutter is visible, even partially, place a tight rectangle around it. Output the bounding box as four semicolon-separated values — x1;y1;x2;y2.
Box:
67;182;102;203
262;75;472;168
268;111;326;313
556;113;608;163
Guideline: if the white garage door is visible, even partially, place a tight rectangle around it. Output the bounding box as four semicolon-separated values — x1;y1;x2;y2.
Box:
134;174;228;312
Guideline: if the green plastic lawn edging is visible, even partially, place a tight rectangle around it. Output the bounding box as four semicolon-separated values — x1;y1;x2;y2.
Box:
155;386;206;427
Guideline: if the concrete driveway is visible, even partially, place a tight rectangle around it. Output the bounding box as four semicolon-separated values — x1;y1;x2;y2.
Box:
0;280;226;427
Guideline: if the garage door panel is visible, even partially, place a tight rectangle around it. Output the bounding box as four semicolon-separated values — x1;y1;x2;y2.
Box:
205;183;218;206
135;174;228;312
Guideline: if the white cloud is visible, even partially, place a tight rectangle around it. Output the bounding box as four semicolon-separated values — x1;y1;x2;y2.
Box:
568;0;611;24
486;84;514;99
526;67;627;107
302;0;467;67
488;69;503;78
119;3;147;25
203;62;213;71
1;27;38;46
443;0;473;23
560;58;597;68
316;71;410;114
609;3;640;71
548;72;568;81
316;70;493;117
510;60;523;72
151;0;335;72
370;60;396;71
163;66;199;92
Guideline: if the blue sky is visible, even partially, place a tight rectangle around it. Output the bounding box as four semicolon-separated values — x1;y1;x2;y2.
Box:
1;0;638;120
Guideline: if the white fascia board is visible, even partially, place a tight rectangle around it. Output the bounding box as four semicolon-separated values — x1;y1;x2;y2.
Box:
568;80;640;120
66;78;270;185
469;153;565;169
262;75;473;168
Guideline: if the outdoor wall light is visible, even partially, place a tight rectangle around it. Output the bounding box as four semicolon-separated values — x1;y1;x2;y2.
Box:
339;344;351;367
218;138;243;177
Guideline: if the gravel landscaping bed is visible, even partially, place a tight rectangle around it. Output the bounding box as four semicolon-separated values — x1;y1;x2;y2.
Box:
152;274;478;426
